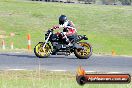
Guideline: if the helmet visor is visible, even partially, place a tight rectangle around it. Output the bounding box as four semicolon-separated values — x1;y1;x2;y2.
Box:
59;19;64;25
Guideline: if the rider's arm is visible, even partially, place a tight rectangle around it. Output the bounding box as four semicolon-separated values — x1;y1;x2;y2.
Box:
63;20;76;31
69;21;75;28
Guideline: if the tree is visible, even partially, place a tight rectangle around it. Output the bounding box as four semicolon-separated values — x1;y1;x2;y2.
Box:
101;0;116;5
119;0;131;5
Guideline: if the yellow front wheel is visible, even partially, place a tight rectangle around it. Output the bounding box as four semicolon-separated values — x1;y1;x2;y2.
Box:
34;42;51;58
74;42;92;59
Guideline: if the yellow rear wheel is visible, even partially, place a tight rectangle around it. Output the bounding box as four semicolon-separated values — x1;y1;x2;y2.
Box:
34;42;51;58
74;42;92;59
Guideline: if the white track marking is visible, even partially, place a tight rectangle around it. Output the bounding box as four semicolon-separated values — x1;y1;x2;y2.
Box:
85;71;96;73
7;69;27;71
93;53;132;57
50;70;67;72
107;72;122;74
1;69;125;74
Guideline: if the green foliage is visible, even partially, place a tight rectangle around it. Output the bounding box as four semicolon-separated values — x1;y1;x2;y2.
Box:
119;0;132;5
0;1;132;55
0;71;131;88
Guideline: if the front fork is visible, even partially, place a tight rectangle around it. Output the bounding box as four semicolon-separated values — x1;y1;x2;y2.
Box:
43;32;52;50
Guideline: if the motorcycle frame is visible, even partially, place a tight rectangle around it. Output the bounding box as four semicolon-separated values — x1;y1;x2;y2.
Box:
43;31;52;50
43;30;88;52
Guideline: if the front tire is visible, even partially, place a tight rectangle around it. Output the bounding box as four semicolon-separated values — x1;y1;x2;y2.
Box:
74;42;92;59
34;42;51;58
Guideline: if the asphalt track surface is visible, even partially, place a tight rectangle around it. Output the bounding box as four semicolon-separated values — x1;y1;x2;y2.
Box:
0;52;132;73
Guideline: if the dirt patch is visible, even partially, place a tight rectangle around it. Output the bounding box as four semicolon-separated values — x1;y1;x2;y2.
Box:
0;30;7;39
0;30;6;34
0;30;13;39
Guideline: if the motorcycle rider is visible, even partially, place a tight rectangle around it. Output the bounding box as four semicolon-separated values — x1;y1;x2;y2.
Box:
52;15;77;55
53;15;77;45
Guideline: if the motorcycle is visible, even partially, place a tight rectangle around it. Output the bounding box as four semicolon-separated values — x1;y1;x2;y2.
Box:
34;28;92;59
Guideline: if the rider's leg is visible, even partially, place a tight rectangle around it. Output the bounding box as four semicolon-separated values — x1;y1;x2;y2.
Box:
61;32;70;45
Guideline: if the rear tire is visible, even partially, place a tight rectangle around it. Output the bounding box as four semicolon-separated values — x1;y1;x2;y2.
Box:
74;42;92;59
34;42;51;58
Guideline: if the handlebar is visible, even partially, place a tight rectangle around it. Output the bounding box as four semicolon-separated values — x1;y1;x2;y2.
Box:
46;28;54;33
50;28;54;31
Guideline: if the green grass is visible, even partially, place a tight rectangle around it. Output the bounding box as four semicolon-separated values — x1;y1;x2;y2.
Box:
0;70;131;88
0;0;132;55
